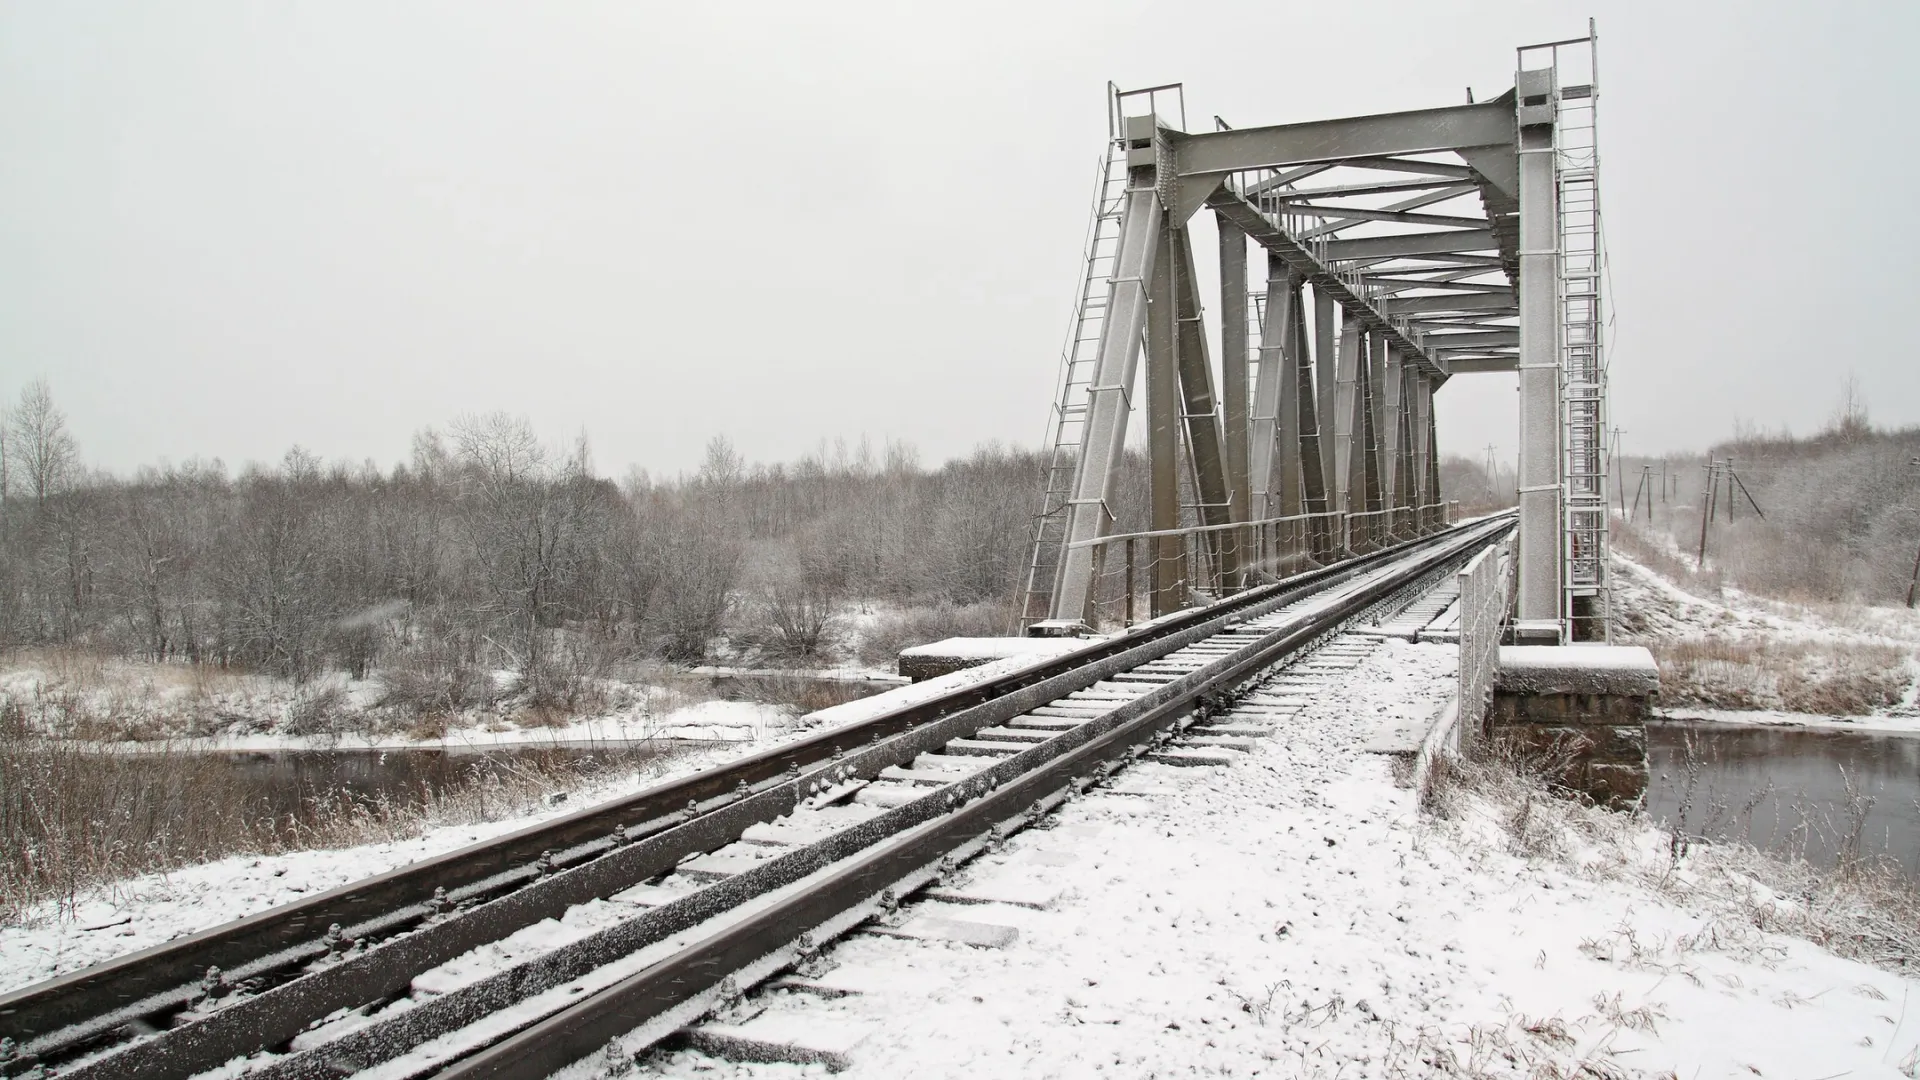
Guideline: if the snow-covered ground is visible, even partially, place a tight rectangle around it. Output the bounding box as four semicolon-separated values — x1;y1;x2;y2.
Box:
642;637;1920;1078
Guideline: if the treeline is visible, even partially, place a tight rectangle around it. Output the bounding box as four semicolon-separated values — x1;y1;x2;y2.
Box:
0;382;1050;691
1619;386;1920;605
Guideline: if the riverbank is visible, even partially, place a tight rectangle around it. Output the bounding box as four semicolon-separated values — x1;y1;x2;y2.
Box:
1612;550;1920;722
0;649;902;746
1657;706;1920;735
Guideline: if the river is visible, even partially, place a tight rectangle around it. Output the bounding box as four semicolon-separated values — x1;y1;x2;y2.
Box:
1646;720;1920;878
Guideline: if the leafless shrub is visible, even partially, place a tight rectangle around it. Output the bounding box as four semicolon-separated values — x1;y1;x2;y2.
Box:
284;682;351;737
517;636;610;719
854;601;1011;668
377;667;491;721
757;579;842;660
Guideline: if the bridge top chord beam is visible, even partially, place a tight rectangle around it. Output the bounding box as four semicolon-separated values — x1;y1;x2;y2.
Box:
1169;97;1517;178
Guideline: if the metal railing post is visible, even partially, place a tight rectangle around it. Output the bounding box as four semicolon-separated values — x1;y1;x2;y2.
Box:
1125;537;1136;627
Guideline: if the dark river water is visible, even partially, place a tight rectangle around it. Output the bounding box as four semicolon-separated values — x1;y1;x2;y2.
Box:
1646;720;1920;877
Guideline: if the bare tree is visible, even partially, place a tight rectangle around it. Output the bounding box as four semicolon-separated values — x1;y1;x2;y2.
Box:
1828;373;1871;443
449;413;608;695
10;379;78;508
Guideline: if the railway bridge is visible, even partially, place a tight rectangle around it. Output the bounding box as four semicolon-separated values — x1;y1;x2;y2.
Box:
1021;30;1608;646
0;28;1658;1080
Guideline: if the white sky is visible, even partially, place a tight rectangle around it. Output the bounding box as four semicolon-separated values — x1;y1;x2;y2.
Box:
3;1;1915;479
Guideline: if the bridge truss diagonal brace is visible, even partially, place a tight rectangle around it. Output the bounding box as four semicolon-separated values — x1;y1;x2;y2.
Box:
1247;255;1291;519
1205;188;1445;381
1292;280;1330;518
1050;179;1164;622
1170;224;1240;578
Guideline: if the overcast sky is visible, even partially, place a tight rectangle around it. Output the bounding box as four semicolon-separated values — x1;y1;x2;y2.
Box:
3;1;1915;479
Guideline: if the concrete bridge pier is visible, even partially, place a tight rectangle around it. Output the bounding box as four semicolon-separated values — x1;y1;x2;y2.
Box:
1488;645;1657;809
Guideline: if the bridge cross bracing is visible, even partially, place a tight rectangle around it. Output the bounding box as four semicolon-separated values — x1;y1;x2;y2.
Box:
1020;28;1609;644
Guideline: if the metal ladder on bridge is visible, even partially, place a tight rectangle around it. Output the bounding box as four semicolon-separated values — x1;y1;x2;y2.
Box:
1553;54;1610;639
1018;140;1130;626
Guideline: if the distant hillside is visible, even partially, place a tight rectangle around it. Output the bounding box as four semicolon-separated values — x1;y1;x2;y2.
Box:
1620;420;1920;605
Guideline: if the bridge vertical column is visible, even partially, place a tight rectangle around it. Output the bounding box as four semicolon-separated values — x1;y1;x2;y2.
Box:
1426;394;1442;519
1398;364;1419;523
1293;281;1329;518
1248;253;1289;520
1313;289;1338;505
1516;66;1563;635
1331;321;1363;521
1412;371;1434;520
1218;217;1251;555
1361;333;1386;514
1380;347;1405;516
1148;216;1181;617
1274;279;1304;518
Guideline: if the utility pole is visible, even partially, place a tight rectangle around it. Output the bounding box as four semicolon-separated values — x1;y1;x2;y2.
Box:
1609;426;1625;515
1724;454;1737;523
1483;443;1499;505
1697;459;1719;568
1908;457;1920;609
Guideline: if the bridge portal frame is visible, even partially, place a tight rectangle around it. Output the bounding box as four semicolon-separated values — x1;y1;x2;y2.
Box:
1029;30;1606;642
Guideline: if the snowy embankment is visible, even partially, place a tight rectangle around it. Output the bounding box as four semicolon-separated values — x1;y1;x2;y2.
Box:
1613;550;1920;732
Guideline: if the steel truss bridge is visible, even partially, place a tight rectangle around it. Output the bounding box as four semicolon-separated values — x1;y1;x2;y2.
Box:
1021;29;1608;644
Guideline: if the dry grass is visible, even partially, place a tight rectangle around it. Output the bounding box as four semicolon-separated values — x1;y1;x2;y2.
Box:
0;646;317;741
1610;522;1725;601
0;701;691;926
1425;749;1920;975
1648;636;1909;715
852;601;1011;669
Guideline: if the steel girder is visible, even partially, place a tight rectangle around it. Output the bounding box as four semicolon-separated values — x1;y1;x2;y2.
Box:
1168;100;1515;178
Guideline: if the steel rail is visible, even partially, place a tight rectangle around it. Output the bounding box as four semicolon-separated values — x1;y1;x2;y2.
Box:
429;515;1511;1080
0;515;1508;1080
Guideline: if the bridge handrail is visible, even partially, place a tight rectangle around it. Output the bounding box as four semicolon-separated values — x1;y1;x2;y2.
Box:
1456;528;1517;750
1065;510;1339;549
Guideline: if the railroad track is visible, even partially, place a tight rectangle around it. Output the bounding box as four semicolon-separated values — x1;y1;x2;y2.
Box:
0;514;1510;1080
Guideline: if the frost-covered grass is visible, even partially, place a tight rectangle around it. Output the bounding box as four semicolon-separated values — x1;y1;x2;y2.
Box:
1427;747;1920;976
1654;636;1910;715
1610;539;1920;718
